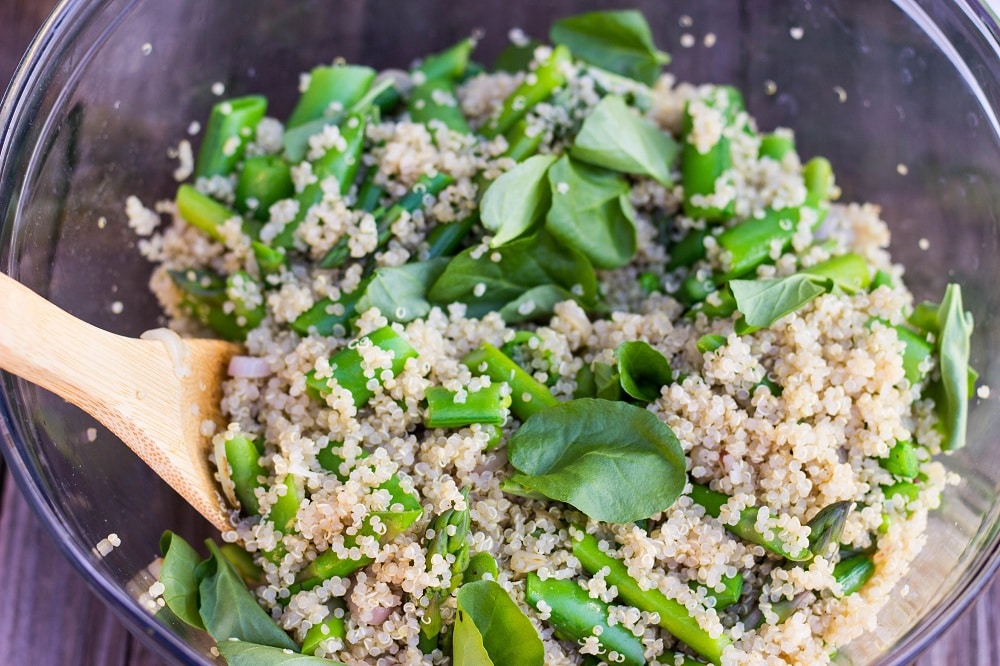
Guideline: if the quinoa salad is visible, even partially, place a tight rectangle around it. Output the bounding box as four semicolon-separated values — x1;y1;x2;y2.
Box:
131;10;975;666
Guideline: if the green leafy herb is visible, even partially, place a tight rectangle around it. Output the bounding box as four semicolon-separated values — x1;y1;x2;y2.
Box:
498;284;580;324
217;640;345;665
506;398;686;522
616;340;673;402
571;95;677;185
158;531;205;630
356;258;450;323
550;10;670;85
730;274;831;329
935;283;974;450
196;540;298;650
546;156;637;269
428;232;598;321
482;154;558;247
453;580;544;666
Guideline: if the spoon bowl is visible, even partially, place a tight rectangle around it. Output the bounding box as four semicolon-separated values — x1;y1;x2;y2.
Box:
0;272;236;531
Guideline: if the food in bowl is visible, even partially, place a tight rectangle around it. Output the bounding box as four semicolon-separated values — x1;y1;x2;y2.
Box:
130;10;974;665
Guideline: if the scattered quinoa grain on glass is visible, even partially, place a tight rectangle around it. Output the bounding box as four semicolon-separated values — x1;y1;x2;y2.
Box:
138;9;975;666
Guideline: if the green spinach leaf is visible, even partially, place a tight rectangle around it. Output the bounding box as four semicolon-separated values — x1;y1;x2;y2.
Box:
217;640;345;665
453;580;544;666
550;10;670;85
196;540;297;650
571;95;677;185
730;274;831;329
482;154;558;247
935;283;974;450
428;232;598;321
158;531;205;630
506;398;686;522
616;341;673;402
498;284;579;324
545;156;637;269
356;258;450;323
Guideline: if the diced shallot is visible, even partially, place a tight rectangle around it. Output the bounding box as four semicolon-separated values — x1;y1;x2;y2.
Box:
227;355;271;378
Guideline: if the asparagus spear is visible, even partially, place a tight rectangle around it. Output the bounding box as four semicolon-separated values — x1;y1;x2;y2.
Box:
195;95;268;178
461;343;559;420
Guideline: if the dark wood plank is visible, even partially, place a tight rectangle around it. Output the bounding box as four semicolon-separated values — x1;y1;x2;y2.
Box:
0;1;997;665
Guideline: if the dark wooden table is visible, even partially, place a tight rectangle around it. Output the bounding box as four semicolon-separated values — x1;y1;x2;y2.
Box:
0;1;998;664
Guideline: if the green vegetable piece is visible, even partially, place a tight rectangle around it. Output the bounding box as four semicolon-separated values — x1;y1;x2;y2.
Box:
306;326;418;407
482;154;557;247
196;540;298;649
689;484;812;561
759;133;795;161
803;156;834;210
616;340;673;402
574;364;596;399
888;324;932;386
657;651;708;666
505;399;685;523
217;640;345;665
870;269;895;291
168;268;261;342
800;253;870;294
355;169;384;213
356;258;450;324
176;184;236;242
252;241;286;277
935;284;973;450
909;301;940;335
592;362;622;401
690;572;744;610
465;552;500;582
195;95;268;179
882;441;920;479
235;155;294;220
375;37;476;111
301;608;346;656
266;475;301;534
730;274;830;330
571;95;677;186
806;501;853;558
287;65;375;129
226;271;266;333
425;384;508;428
225;434;266;515
429;232;598;323
639;271;660;294
697;334;727;354
482;45;572;138
290;282;367;337
716;207;801;280
680;88;742;221
666;227;709;270
220;543;264;585
493;40;542;73
408;78;470;134
572;531;731;664
502;118;545;163
832;554;876;596
454;580;544;666
884;480;920;507
546;156;637;269
158;531;206;630
550;10;670;85
462;342;559;420
525;573;645;666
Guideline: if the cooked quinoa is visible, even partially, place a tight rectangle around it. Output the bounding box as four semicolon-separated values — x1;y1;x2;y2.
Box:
135;20;968;666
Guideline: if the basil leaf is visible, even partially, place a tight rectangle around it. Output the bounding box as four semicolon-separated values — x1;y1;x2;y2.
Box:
935;283;973;450
158;531;205;630
217;640;345;665
730;274;831;329
550;10;670;85
428;232;598;321
545;156;637;269
356;258;450;323
483;154;558;247
454;580;544;666
506;398;686;522
498;284;578;324
571;95;677;186
593;362;622;401
616;341;673;402
196;540;297;650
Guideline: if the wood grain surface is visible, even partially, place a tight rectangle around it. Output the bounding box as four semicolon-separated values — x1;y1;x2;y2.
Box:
0;1;997;665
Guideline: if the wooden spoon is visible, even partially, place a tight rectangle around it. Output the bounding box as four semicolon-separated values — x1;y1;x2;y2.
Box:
0;272;237;532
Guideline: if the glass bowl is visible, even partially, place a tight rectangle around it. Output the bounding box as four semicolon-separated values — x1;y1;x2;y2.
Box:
2;1;999;664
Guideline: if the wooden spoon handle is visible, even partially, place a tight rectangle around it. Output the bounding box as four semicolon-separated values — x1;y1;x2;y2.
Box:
0;271;152;419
